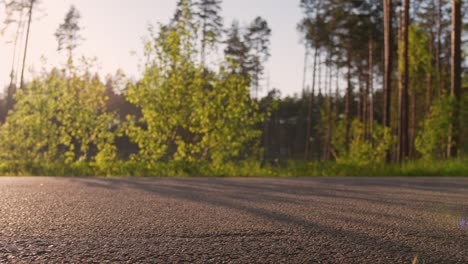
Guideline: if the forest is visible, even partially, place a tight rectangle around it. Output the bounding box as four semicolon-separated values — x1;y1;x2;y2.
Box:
0;0;466;176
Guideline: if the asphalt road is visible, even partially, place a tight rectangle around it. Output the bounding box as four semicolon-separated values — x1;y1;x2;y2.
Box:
0;177;467;263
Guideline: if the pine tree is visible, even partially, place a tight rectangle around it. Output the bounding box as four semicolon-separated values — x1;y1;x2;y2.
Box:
448;0;462;157
245;16;271;98
383;0;393;135
195;0;223;66
20;0;40;90
2;0;26;90
224;21;250;78
170;0;198;42
55;5;83;64
397;0;410;163
1;0;27;118
2;0;42;90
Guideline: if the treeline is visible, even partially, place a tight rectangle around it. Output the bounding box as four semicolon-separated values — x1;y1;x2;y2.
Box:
0;0;466;175
292;0;467;165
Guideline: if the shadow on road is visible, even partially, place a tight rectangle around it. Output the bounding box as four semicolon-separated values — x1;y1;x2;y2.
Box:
72;177;468;262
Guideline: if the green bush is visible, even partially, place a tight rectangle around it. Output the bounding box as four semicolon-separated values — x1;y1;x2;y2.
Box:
416;95;453;160
331;119;392;166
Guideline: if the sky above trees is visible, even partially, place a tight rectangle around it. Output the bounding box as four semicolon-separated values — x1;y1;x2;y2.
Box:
0;0;304;97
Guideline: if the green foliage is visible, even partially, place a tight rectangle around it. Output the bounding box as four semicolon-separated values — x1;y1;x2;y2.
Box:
416;95;453;160
407;25;432;81
196;64;263;165
1;1;464;177
0;159;466;177
462;81;468;156
125;14;262;166
0;61;117;168
0;73;63;164
332;119;392;166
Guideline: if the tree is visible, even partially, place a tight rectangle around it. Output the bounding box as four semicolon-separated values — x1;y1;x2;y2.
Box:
1;0;26;92
1;0;27;119
297;0;323;160
0;65;117;168
195;0;223;66
367;35;374;141
304;47;318;160
224;20;250;78
397;0;410;163
170;0;197;39
55;5;83;64
320;67;335;161
171;0;193;22
416;0;437;114
407;24;433;157
448;0;462;157
245;16;271;98
299;0;384;152
0;71;63;164
20;0;40;90
436;0;444;96
383;0;393;137
125;6;262;165
416;95;453;160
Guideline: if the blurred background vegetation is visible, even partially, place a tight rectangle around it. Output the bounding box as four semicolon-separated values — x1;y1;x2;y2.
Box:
0;0;466;176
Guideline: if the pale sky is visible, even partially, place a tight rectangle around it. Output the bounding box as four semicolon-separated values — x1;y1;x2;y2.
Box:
0;0;306;97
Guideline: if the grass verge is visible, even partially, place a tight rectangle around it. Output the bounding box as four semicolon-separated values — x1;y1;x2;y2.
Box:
0;159;466;177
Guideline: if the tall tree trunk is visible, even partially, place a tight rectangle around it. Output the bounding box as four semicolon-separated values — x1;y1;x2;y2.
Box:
302;46;309;93
409;86;416;158
8;8;25;90
332;68;340;158
345;55;352;149
201;20;207;66
317;56;323;160
383;0;393;130
368;36;374;141
299;46;309;159
436;0;443;96
397;0;410;163
4;10;25;118
448;0;462;158
324;63;333;161
397;8;403;162
262;74;270;163
334;70;340;114
357;69;363;123
20;0;34;90
322;61;328;161
426;29;434;115
383;0;393;162
305;48;318;160
254;51;260;99
364;70;369;138
15;15;27;86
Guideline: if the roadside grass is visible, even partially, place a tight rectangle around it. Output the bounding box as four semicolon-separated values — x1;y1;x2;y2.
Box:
0;158;466;177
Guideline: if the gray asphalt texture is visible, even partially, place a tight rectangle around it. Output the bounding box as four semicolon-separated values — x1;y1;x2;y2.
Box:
0;177;467;263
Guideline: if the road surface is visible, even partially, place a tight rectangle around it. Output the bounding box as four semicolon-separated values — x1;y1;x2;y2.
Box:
0;177;467;263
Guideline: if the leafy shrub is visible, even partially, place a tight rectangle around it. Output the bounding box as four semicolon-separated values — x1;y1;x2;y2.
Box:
415;95;453;160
